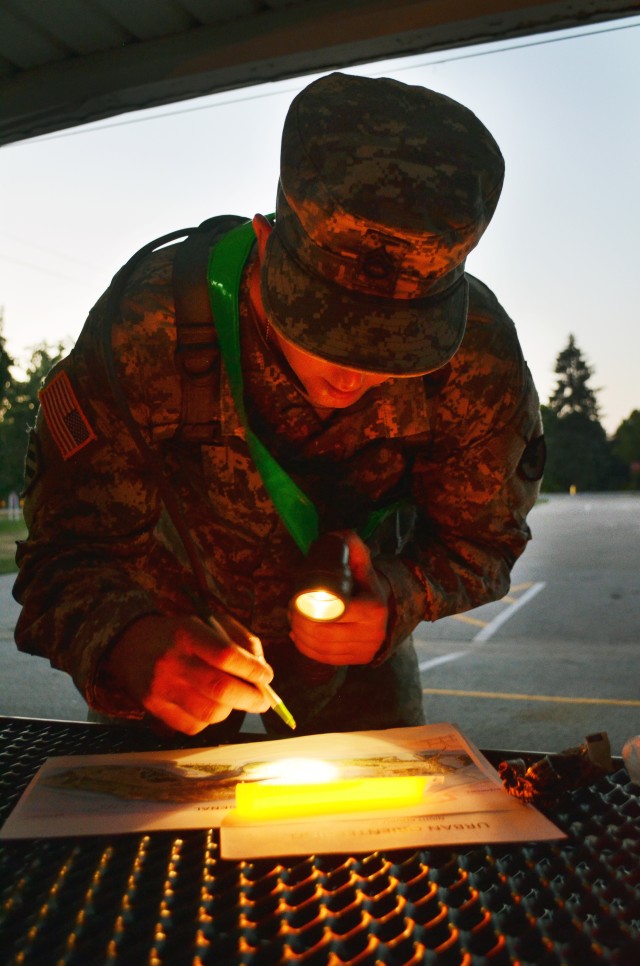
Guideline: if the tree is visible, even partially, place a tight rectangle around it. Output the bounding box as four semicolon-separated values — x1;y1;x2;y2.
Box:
548;333;600;420
613;409;640;489
0;342;66;502
542;336;622;492
0;310;14;414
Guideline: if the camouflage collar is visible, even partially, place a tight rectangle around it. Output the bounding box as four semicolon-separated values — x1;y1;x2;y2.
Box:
218;275;433;445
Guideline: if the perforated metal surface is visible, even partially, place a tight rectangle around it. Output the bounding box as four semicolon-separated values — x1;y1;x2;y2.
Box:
1;717;639;965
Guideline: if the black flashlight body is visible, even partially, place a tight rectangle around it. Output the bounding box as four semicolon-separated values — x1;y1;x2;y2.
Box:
293;533;354;618
292;533;354;683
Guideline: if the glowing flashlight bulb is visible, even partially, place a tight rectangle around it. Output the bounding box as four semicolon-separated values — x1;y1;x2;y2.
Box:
293;535;353;622
294;589;345;622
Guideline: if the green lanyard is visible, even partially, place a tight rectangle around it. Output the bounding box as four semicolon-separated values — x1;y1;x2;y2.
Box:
207;219;402;555
208;220;319;555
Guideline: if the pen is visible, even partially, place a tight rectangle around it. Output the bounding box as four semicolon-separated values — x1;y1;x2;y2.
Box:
184;588;296;730
256;680;297;731
201;610;297;731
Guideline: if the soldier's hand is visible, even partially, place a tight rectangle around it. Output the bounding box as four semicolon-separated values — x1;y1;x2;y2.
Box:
289;531;391;666
103;614;274;734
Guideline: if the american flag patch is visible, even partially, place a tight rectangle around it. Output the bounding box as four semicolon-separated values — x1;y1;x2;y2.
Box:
39;371;97;460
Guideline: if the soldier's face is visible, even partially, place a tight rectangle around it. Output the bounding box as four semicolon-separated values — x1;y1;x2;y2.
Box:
273;328;390;410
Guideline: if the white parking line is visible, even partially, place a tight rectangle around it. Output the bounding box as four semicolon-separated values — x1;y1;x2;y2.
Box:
473;581;546;642
417;581;546;672
418;651;467;672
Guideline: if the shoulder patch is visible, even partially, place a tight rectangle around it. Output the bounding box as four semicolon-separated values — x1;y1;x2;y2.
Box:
39;371;97;460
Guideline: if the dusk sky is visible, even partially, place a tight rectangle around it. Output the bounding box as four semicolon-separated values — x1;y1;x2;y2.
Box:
1;16;639;435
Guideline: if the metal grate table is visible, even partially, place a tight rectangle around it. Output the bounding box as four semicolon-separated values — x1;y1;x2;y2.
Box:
1;716;638;965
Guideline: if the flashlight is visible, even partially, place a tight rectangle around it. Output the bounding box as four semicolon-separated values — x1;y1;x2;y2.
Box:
292;533;353;622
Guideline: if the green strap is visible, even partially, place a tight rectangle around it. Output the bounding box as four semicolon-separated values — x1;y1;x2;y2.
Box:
207;219;404;555
208;220;319;554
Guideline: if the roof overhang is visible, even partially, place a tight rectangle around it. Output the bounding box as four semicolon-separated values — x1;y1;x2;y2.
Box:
0;0;637;147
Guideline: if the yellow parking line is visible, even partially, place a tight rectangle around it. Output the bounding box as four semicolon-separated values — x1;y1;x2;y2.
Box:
452;614;487;628
450;582;535;629
422;688;640;708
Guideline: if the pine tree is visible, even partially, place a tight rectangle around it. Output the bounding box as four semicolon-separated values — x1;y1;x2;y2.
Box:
542;335;619;492
548;334;600;420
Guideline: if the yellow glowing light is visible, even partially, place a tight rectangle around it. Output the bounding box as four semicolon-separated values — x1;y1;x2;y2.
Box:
294;590;345;621
251;758;341;784
235;775;429;820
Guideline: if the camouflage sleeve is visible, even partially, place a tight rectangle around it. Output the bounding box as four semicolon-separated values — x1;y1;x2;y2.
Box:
375;277;544;655
12;247;189;717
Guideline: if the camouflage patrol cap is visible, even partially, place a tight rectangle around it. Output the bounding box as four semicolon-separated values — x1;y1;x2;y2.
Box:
261;71;505;374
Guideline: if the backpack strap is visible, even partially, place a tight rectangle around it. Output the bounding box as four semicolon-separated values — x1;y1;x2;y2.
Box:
172;215;247;439
98;223;233;600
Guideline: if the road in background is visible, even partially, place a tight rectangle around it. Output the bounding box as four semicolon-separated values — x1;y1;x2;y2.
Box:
1;493;638;754
0;575;88;721
416;493;640;755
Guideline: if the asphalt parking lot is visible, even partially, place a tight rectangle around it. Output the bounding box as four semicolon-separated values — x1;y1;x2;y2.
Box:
415;493;640;755
1;493;638;756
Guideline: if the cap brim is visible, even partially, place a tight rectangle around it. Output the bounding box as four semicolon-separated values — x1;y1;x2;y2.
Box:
261;230;468;375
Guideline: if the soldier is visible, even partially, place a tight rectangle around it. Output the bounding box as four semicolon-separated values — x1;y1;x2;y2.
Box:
13;72;544;738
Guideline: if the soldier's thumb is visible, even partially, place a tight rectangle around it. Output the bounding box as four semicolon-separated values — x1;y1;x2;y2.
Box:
342;530;378;592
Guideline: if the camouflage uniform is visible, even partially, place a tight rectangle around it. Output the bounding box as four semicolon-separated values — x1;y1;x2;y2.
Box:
12;243;542;732
12;73;544;737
